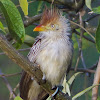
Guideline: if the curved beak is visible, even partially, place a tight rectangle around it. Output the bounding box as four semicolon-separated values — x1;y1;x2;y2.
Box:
33;25;45;31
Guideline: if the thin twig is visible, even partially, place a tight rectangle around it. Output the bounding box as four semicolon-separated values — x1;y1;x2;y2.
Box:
9;83;19;100
0;69;16;99
73;30;95;44
75;30;88;75
84;14;100;22
74;34;83;71
0;48;30;55
81;50;89;76
0;72;21;77
70;20;95;40
13;83;19;94
70;68;95;73
75;11;84;71
89;62;98;70
71;61;98;73
81;51;86;69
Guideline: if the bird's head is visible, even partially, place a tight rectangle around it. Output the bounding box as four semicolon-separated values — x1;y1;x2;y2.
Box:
33;7;71;36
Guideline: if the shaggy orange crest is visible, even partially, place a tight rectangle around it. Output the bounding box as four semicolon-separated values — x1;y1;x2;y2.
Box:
40;7;61;26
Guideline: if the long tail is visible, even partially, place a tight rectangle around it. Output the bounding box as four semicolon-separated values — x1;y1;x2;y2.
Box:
20;71;48;100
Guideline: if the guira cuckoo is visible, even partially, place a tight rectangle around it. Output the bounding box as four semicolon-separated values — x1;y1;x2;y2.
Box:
20;7;73;100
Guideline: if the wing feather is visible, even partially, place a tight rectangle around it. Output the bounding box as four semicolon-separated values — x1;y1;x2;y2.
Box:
27;38;41;62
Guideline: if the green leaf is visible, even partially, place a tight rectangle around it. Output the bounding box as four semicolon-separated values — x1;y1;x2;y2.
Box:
14;96;23;100
24;35;35;46
37;1;43;14
68;72;83;86
72;85;99;100
62;75;71;96
96;20;100;53
19;0;28;16
92;6;100;14
85;0;92;10
0;0;25;48
46;96;51;100
62;72;82;96
0;21;6;33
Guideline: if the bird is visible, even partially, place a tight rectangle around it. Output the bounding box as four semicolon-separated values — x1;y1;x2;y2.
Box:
20;6;73;100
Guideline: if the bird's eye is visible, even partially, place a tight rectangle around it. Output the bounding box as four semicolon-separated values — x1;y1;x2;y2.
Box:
51;24;55;28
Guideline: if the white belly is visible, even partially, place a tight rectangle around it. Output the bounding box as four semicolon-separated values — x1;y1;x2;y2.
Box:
36;38;72;86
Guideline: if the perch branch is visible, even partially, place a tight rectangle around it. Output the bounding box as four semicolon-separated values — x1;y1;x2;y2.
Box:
0;34;69;100
92;58;100;100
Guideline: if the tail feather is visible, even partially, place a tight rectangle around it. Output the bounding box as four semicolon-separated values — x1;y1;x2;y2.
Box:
20;71;48;100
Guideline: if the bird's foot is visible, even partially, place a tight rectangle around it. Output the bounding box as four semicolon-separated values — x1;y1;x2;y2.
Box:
51;87;59;98
51;85;57;90
51;85;63;99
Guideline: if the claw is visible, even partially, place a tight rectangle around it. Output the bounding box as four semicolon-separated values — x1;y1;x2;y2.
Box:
51;87;59;97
